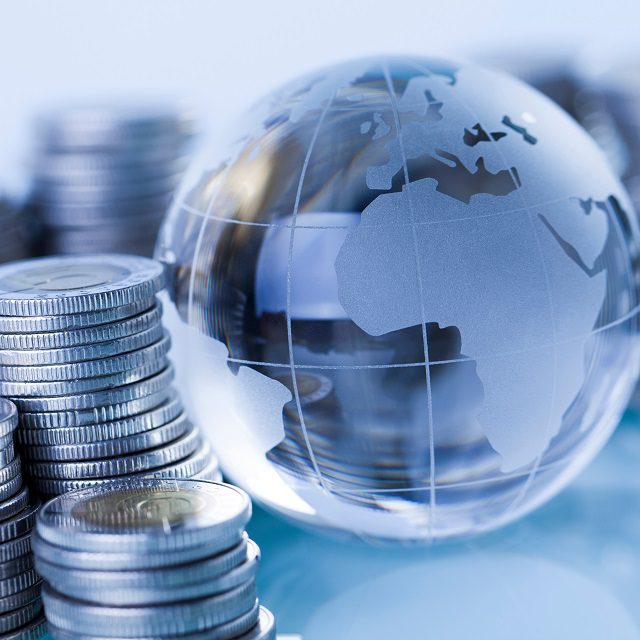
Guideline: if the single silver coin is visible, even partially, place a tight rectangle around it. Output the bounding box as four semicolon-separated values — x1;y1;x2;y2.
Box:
0;597;41;634
0;255;165;317
37;539;259;605
36;479;251;553
140;440;216;480
33;534;249;588
28;426;201;479
0;487;29;522
46;601;260;640
0;582;41;615
0;612;47;640
43;580;257;637
0;323;163;367
18;391;182;445
10;366;174;412
0;475;23;503
0;399;18;437
0;304;162;351
18;385;174;428
0;535;32;564
0;567;39;598
0;504;40;544
0;356;169;397
0;554;33;581
28;413;192;461
0;299;153;333
31;529;245;571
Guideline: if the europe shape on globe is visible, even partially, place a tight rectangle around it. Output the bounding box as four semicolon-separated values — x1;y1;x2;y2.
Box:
158;56;640;542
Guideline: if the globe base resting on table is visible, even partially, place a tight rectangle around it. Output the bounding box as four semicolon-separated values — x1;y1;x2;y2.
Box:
158;55;640;543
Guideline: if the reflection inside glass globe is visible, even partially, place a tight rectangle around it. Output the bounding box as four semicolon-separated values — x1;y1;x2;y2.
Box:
159;56;640;542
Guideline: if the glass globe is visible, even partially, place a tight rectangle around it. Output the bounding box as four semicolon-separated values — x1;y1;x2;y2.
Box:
158;56;640;543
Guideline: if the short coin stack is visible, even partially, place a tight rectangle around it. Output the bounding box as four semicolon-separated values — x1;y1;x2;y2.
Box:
0;254;220;498
0;399;46;639
33;479;276;639
29;103;196;257
0;197;29;265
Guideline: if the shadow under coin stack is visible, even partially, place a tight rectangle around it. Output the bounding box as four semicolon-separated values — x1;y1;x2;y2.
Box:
33;479;276;640
0;197;29;265
0;399;46;639
29;104;196;257
0;254;220;498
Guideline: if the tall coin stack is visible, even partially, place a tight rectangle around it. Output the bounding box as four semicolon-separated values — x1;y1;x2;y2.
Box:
29;103;196;257
33;479;276;640
0;254;220;498
0;197;29;265
0;399;46;639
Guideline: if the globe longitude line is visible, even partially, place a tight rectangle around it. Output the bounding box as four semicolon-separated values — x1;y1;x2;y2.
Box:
382;63;437;539
410;60;560;521
284;94;336;493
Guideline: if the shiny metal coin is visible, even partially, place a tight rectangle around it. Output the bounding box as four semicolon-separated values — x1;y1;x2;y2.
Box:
36;479;251;553
0;332;170;380
0;554;33;581
38;539;259;606
0;299;153;333
18;392;182;445
0;597;41;634
31;528;245;571
28;426;201;479
0;612;47;639
27;413;192;461
1;357;169;397
0;582;41;615
43;580;257;637
18;385;174;428
0;443;15;469
0;535;32;564
0;475;23;503
0;504;39;544
0;567;39;598
194;457;223;482
140;440;216;480
237;607;276;640
0;399;18;437
11;366;174;412
0;255;165;316
0;487;29;522
46;601;260;640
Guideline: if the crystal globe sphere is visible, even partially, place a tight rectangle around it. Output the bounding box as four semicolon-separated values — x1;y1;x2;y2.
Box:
158;56;640;543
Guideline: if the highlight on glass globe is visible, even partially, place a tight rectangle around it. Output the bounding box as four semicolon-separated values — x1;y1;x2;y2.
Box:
157;55;640;543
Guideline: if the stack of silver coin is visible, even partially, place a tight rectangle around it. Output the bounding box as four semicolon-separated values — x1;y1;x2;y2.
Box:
0;398;46;639
29;103;196;257
0;198;29;265
0;254;220;498
33;479;276;639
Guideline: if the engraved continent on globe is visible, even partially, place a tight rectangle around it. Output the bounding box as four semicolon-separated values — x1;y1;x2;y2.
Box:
159;56;640;542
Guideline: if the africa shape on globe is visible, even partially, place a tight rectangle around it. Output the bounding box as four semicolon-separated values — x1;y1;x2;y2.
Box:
158;56;640;542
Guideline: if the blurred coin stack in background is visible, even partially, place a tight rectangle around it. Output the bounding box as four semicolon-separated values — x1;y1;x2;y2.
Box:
0;197;29;265
0;254;220;499
28;103;197;257
34;479;276;640
0;399;46;639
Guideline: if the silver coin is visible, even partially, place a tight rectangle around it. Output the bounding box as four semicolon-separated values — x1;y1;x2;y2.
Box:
36;479;251;553
0;487;30;522
0;475;23;503
194;457;223;483
0;583;41;615
34;533;249;588
46;602;261;640
11;366;173;411
18;385;174;427
0;599;42;635
0;255;165;316
28;426;201;480
0;535;32;564
43;580;257;637
0;567;39;598
0;612;47;640
1;356;169;397
27;413;192;462
0;299;153;333
0;503;39;544
31;528;245;571
18;391;182;445
0;332;170;380
38;539;259;606
0;554;33;581
0;443;15;468
237;607;276;640
140;440;216;480
0;399;18;437
0;304;162;351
